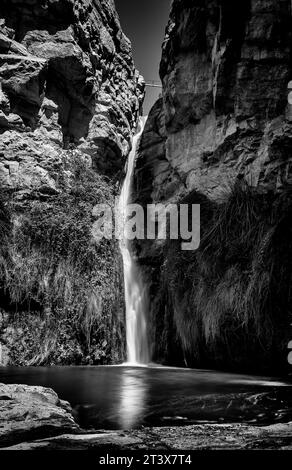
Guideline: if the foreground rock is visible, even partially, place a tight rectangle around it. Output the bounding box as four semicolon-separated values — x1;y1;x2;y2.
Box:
0;384;79;447
2;422;292;451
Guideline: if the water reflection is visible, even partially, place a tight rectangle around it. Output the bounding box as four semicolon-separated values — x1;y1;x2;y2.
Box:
0;366;291;430
118;368;148;429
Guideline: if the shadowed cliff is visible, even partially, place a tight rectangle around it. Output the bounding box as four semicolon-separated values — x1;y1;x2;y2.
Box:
134;0;292;373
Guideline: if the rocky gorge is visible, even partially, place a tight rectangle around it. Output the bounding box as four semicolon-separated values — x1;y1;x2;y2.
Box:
0;0;292;454
0;0;290;372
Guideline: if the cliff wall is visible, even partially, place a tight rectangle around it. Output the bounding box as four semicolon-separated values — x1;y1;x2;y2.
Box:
0;0;144;365
134;0;292;372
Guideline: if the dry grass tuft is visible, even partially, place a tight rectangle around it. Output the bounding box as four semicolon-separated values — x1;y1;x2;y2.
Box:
161;182;292;371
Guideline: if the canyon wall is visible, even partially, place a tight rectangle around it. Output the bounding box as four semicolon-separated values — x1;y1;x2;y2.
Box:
0;0;144;365
134;0;292;372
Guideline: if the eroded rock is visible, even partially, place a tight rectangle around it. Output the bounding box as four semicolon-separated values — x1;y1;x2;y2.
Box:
0;0;144;188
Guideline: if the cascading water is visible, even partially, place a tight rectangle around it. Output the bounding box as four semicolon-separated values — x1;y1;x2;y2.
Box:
119;116;150;365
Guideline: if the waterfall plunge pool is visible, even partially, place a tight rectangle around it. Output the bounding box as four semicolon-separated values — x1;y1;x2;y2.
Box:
0;365;291;430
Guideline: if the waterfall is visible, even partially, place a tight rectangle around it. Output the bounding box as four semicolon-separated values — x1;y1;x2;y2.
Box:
119;116;150;365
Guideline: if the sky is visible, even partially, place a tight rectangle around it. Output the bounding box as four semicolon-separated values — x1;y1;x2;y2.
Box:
115;0;171;115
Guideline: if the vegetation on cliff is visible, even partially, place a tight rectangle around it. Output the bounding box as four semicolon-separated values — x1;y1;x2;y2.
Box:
0;154;125;365
153;183;292;372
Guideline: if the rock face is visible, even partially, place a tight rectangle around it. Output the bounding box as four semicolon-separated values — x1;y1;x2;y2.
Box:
0;0;144;365
137;0;292;204
134;0;292;371
0;0;144;186
0;383;79;447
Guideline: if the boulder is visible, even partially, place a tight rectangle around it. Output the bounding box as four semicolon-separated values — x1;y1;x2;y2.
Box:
0;383;79;447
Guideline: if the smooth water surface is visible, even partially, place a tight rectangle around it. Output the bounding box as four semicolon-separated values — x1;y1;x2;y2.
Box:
0;365;291;430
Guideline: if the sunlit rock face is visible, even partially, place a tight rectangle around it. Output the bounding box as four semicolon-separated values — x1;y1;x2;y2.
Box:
0;0;144;190
134;0;292;371
137;0;292;205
